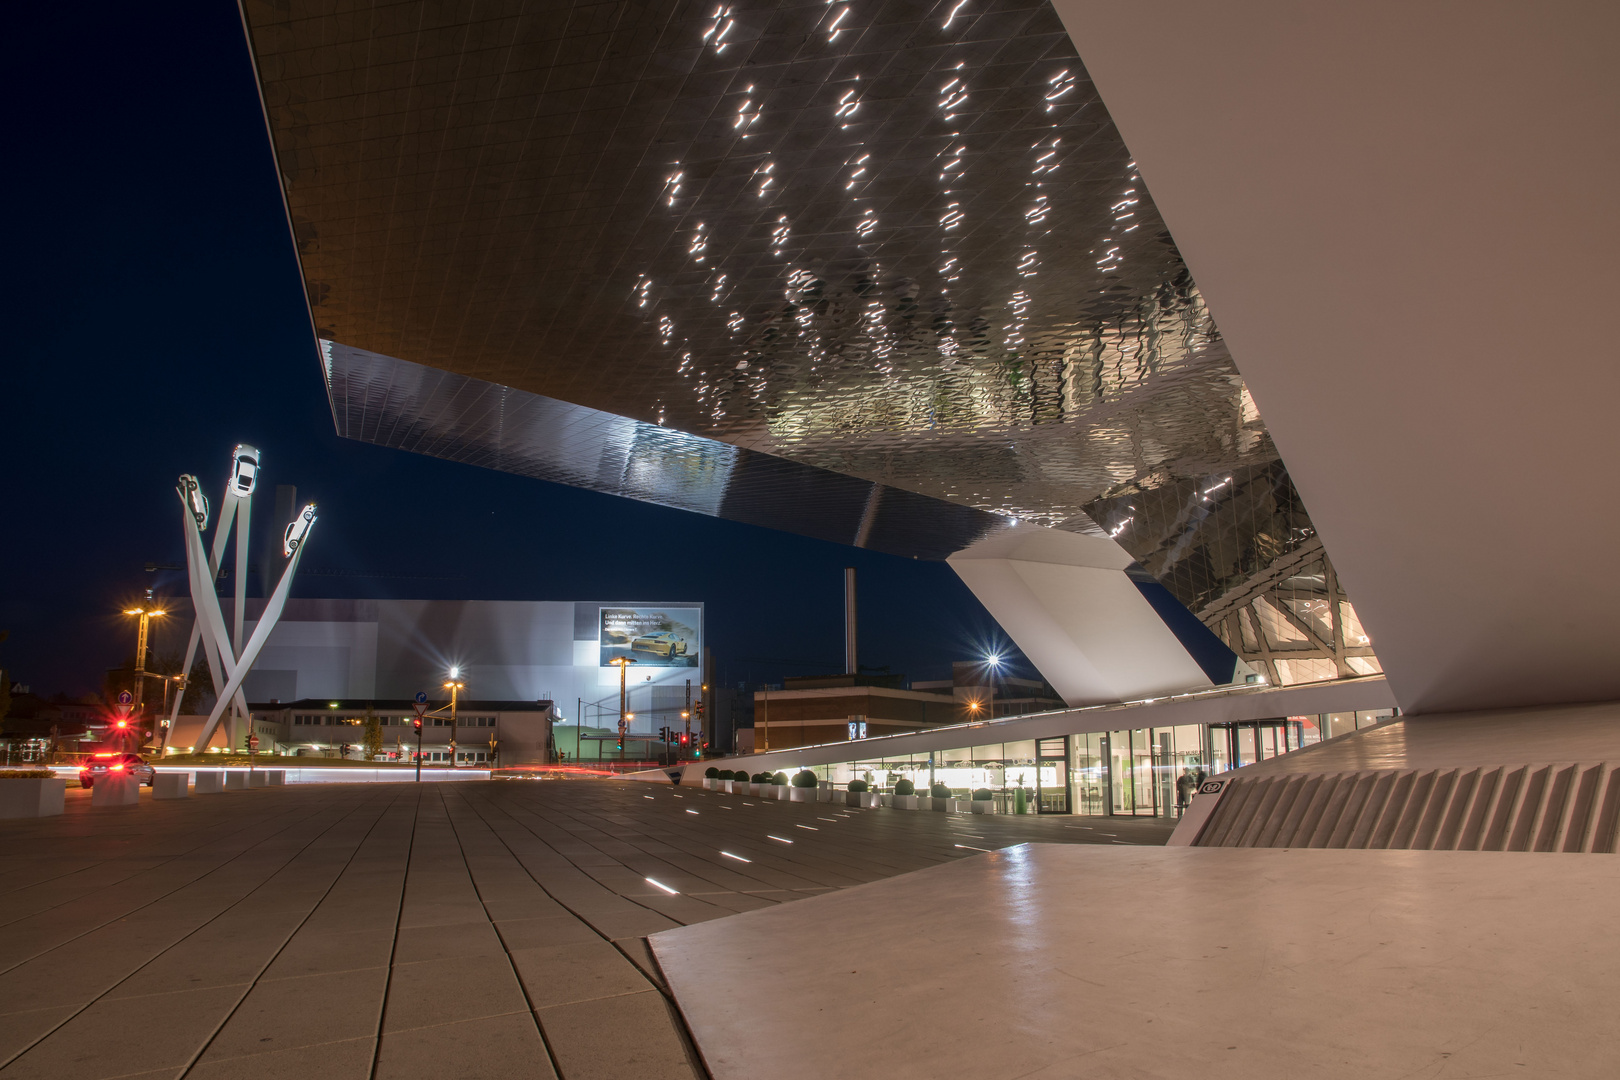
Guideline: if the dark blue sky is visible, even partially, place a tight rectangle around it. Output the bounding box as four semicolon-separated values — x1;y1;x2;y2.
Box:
0;1;1022;698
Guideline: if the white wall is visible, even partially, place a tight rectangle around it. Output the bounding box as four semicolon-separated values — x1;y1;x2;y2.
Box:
1051;0;1620;713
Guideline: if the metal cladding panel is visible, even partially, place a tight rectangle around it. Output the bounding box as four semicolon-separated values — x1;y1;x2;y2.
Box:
325;340;1014;559
248;0;1324;616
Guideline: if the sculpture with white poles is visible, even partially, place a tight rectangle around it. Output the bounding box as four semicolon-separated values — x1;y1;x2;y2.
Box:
162;445;316;755
163;447;258;748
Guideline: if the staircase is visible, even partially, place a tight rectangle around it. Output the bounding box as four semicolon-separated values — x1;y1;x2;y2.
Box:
1190;763;1620;851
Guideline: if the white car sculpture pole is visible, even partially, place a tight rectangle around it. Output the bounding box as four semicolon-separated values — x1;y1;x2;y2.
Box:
190;504;316;756
164;474;242;749
228;445;259;660
175;477;250;744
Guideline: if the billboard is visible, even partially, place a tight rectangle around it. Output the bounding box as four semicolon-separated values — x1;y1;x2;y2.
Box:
599;607;701;668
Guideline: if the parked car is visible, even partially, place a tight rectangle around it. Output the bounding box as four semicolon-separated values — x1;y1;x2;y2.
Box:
631;631;688;658
79;753;156;789
282;502;317;556
231;444;260;497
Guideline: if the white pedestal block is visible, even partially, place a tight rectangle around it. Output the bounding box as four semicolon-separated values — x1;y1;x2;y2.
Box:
225;772;248;790
790;787;815;802
153;773;189;799
264;771;286;786
248;772;269;787
970;800;994;814
0;777;67;818
91;774;140;807
193;770;224;794
893;795;920;810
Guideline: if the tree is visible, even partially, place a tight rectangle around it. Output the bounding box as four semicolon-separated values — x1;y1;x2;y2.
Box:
361;705;384;762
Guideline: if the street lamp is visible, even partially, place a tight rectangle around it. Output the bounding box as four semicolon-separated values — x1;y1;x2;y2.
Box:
608;656;637;761
442;671;465;766
124;604;167;745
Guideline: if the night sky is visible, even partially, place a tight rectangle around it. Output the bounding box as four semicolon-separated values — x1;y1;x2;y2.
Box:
1;1;1023;699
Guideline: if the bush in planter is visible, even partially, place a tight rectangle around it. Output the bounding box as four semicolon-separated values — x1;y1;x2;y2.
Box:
971;788;993;801
705;767;720;779
792;770;818;788
718;769;735;781
893;778;915;796
930;783;951;800
848;779;869;793
0;770;54;779
772;771;788;786
753;772;773;784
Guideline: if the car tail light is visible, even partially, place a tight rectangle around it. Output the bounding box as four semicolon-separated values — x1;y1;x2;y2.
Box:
111;764;124;772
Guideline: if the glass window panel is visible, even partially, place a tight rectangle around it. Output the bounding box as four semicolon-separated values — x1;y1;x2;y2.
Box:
1339;601;1372;648
1346;655;1383;675
1282;597;1333;642
1252;597;1309;647
1275;657;1337;685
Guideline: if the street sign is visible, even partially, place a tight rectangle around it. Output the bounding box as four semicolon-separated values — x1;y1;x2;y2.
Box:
415;691;428;704
248;734;260;749
413;702;428;719
117;691;133;705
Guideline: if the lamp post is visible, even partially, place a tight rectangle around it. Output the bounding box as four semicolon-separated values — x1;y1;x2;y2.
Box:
609;656;637;761
442;668;465;767
123;604;166;746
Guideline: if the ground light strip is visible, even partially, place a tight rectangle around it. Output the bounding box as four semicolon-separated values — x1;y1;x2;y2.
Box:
721;851;751;862
646;878;679;895
686;809;699;815
955;844;991;853
795;824;818;830
767;835;793;844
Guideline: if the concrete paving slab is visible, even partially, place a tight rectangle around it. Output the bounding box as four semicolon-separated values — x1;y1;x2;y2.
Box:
0;984;242;1079
381;954;529;1033
537;990;699;1080
508;939;653;1009
199;967;387;1061
653;845;1620;1080
373;1013;555;1080
185;1036;377;1080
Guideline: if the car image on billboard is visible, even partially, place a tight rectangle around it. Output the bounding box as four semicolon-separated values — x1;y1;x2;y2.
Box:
600;607;701;668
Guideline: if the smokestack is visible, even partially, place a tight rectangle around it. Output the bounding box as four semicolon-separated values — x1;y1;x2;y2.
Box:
844;567;857;676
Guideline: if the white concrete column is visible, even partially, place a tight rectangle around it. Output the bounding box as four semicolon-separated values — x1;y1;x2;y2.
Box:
947;525;1213;707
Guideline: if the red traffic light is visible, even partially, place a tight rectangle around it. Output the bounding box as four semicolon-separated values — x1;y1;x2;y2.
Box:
115;720;129;729
680;732;689;745
412;718;422;732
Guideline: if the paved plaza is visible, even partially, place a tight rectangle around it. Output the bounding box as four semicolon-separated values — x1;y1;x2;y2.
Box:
0;779;1170;1080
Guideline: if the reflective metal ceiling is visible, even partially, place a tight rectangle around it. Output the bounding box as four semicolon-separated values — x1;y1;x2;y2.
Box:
246;0;1321;614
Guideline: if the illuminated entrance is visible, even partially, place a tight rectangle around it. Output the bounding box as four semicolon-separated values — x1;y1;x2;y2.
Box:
1035;737;1069;814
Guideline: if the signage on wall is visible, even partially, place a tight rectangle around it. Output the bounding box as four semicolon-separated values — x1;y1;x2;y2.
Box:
598;606;702;669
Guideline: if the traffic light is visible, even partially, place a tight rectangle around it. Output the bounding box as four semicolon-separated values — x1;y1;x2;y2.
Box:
680;732;689;746
412;717;422;733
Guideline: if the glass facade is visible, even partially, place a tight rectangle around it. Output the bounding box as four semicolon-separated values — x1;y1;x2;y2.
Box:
792;709;1395;819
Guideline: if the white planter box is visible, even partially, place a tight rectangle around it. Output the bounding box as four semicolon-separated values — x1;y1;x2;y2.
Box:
817;788;835;803
718;780;734;793
225;772;249;791
248;772;270;787
859;792;880;809
930;797;951;812
153;773;189;799
970;800;994;814
892;794;919;810
194;770;225;794
845;790;863;807
265;771;286;786
704;778;717;790
790;786;815;802
769;785;787;800
0;777;66;819
92;774;140;807
947;799;967;813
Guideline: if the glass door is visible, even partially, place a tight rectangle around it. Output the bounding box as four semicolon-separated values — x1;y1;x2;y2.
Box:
1108;729;1159;816
1035;737;1069;814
